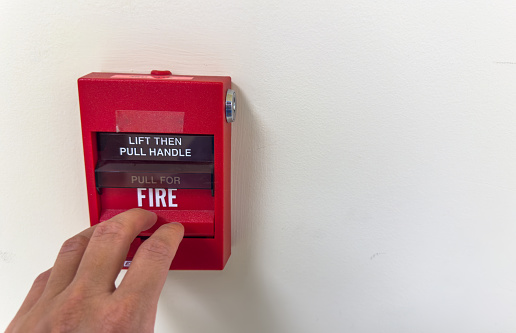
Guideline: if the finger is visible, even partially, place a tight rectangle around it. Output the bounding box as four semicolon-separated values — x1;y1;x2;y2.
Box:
73;209;157;292
43;225;97;297
117;222;184;305
9;268;52;323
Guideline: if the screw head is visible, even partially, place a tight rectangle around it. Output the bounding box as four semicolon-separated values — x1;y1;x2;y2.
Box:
225;89;236;123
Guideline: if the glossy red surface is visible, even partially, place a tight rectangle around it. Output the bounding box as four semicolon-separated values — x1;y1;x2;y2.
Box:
78;71;232;270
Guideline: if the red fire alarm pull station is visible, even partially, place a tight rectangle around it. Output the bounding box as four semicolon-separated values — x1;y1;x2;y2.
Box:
78;71;235;270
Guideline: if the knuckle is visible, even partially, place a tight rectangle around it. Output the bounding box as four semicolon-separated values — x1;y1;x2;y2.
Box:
138;238;173;261
99;299;138;332
59;235;90;255
92;220;129;243
52;291;86;332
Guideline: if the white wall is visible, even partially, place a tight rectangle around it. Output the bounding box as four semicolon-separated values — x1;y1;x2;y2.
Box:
2;1;516;332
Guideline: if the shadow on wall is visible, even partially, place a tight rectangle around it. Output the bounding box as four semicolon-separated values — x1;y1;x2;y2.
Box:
157;84;286;333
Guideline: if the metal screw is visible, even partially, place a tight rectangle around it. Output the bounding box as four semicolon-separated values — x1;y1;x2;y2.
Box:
225;89;236;123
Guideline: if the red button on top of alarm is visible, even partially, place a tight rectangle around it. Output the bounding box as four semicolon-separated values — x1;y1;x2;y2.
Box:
150;70;172;76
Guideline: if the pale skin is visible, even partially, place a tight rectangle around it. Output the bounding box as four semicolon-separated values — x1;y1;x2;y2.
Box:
6;208;184;333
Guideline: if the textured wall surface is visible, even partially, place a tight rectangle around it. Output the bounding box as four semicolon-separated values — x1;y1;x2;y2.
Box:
2;1;516;332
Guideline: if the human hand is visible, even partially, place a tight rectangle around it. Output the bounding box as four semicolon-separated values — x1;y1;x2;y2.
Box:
6;208;184;333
